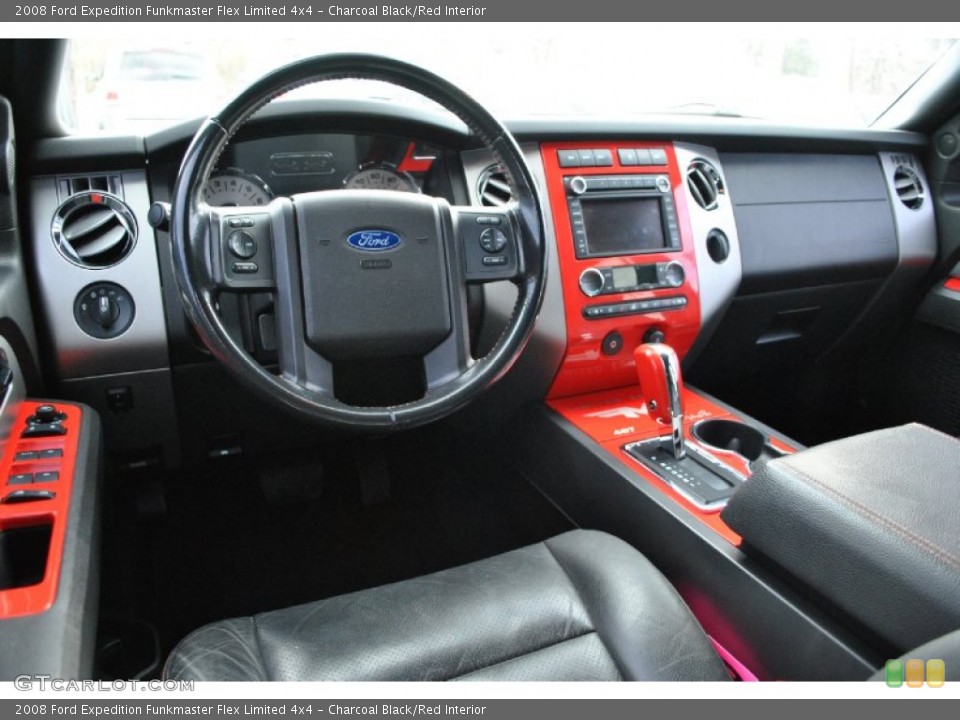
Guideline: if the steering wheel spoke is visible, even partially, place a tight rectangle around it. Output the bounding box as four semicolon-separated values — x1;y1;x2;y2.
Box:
203;205;279;292
452;204;525;283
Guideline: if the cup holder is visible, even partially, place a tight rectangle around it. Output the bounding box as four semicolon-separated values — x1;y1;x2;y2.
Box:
692;419;784;468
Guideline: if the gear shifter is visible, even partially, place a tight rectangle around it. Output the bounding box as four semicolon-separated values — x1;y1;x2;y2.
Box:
634;343;685;459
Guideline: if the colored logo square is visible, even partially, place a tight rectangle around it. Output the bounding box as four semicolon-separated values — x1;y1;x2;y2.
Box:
906;658;925;687
926;659;945;688
885;659;904;687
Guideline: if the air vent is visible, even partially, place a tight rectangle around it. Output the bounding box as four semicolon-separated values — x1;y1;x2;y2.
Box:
686;159;725;211
477;165;513;207
893;166;924;210
51;191;137;268
57;174;123;202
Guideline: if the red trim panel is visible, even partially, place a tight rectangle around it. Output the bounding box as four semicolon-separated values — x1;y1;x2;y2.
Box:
945;277;960;293
542;141;702;399
549;388;796;545
0;401;83;619
397;142;435;174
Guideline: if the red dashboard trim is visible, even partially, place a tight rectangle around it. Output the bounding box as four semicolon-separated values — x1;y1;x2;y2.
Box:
945;277;960;293
397;142;434;174
541;141;702;399
0;401;82;619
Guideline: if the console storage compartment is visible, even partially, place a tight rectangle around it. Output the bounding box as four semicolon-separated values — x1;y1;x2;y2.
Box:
721;423;960;651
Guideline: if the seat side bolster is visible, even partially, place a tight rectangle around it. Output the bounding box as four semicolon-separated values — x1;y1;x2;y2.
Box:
164;617;270;682
544;530;729;682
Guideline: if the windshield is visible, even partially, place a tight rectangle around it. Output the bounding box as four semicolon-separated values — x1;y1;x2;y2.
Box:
60;28;956;134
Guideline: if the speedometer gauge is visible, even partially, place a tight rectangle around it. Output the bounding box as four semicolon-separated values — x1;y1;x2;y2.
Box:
343;164;419;193
203;169;274;207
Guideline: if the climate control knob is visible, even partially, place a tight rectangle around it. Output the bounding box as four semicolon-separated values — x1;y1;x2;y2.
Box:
663;262;685;288
579;268;606;297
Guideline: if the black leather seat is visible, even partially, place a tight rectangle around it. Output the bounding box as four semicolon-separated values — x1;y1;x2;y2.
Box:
164;530;729;681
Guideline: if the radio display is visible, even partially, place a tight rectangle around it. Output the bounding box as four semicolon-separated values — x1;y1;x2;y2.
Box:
611;264;659;290
580;196;666;256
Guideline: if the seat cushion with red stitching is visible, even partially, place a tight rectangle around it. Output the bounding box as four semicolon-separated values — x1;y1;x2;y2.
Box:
722;423;960;651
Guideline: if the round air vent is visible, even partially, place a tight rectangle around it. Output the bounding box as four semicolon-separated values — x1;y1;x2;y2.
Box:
477;165;513;207
52;191;137;268
686;159;725;211
893;166;924;210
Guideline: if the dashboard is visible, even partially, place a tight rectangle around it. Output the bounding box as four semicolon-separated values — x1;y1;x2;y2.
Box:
21;100;939;465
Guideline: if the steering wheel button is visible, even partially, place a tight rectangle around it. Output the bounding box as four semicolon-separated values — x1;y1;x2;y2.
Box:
479;228;508;253
228;230;258;259
232;261;259;274
476;216;502;226
482;255;508;267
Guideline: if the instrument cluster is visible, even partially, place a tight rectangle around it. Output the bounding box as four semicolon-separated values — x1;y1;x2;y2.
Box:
202;133;441;207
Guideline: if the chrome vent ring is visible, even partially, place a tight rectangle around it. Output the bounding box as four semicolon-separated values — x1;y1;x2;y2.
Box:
477;165;513;207
686;159;725;211
52;191;138;268
893;166;924;210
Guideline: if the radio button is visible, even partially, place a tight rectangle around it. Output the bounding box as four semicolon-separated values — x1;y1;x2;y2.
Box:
650;148;668;165
663;262;686;288
578;149;596;166
558;149;581;167
593;149;613;166
636;149;652;165
579;268;606;297
618;149;638;166
569;176;589;195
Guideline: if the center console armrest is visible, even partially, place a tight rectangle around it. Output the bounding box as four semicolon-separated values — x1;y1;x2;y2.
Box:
721;423;960;651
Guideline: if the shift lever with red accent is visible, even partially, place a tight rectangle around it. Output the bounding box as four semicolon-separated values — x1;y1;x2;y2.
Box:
634;343;686;459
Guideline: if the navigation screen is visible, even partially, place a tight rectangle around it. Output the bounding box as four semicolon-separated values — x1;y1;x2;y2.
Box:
581;197;666;256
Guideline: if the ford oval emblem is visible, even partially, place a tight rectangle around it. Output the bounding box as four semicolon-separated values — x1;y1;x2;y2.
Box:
346;229;402;252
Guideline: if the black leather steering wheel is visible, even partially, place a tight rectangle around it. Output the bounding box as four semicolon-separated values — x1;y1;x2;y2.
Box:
170;54;547;432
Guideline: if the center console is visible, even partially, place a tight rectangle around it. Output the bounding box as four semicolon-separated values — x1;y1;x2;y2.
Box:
540;141;793;542
511;141;890;680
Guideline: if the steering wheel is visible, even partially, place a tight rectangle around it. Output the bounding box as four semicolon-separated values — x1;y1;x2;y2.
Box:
170;54;547;432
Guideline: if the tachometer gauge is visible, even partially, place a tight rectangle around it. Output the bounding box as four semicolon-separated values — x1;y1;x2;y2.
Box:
343;164;419;193
203;168;274;207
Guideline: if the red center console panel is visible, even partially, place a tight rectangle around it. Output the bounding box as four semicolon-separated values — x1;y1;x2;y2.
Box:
541;142;701;399
549;387;796;544
0;401;83;618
